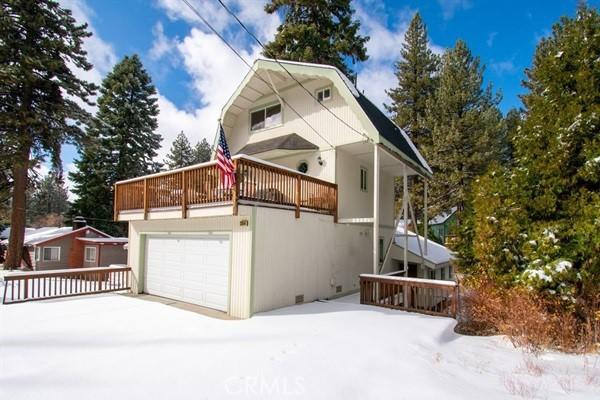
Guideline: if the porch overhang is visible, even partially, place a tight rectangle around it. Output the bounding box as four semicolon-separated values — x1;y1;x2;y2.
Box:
236;133;318;159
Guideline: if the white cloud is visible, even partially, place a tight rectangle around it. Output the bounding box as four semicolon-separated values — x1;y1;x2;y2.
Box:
149;21;179;62
151;0;280;158
59;0;117;86
437;0;472;21
155;0;279;45
487;32;498;47
153;28;264;160
489;59;517;75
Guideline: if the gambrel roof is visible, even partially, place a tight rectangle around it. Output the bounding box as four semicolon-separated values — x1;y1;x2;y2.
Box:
220;59;432;178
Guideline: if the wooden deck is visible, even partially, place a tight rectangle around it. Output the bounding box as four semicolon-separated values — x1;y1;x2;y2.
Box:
114;156;338;221
360;274;458;318
2;266;132;304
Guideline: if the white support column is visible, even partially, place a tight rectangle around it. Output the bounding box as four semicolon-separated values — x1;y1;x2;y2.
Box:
403;164;408;273
424;179;428;255
373;144;380;275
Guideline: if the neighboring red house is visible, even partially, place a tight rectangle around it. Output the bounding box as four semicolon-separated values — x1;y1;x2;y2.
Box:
5;218;128;271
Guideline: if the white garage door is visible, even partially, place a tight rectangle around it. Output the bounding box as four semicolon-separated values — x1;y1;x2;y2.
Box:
145;235;230;311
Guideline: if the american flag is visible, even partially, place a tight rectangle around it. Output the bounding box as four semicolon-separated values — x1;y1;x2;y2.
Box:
216;124;236;189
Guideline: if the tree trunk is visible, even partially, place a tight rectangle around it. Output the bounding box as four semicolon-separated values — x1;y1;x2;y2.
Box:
5;144;30;270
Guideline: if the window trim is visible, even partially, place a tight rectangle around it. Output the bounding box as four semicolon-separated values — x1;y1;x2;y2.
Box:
35;247;40;261
249;101;283;133
360;166;368;192
42;246;61;262
84;246;97;263
315;86;332;103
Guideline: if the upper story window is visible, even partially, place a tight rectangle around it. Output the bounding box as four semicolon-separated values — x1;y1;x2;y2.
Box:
42;247;60;262
316;86;332;102
250;102;282;131
360;166;368;192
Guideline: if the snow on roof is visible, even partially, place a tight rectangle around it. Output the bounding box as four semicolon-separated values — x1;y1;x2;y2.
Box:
428;207;458;225
76;237;128;244
0;227;73;246
394;223;454;266
23;227;74;245
1;225;112;246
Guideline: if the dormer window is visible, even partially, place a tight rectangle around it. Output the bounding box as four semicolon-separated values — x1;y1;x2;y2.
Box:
250;102;282;132
316;87;332;102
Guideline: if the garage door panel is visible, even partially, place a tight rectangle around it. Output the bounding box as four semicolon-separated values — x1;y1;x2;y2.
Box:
145;235;230;311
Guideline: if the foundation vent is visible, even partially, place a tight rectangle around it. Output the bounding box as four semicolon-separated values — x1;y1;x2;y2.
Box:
336;285;343;293
295;294;304;304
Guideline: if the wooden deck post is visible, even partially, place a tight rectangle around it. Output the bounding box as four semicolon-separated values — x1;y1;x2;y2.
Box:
113;184;119;221
295;174;301;219
373;144;380;275
181;170;187;219
232;159;239;216
143;178;148;220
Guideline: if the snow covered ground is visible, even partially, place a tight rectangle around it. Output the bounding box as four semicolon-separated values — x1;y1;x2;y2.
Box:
0;293;598;400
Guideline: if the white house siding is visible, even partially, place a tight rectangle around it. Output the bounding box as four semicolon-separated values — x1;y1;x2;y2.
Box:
251;206;374;314
226;78;368;177
336;148;396;225
127;208;253;319
262;148;336;183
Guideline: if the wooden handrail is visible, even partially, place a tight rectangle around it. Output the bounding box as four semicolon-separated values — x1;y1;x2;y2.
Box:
359;274;459;318
114;157;338;220
2;266;132;304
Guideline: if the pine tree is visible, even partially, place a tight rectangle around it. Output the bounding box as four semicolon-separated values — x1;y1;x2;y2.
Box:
425;40;504;220
501;108;522;167
165;132;194;169
193;138;212;164
70;55;161;235
27;172;69;226
263;0;369;77
385;12;439;223
0;0;96;268
466;5;600;304
386;12;439;147
513;3;600;287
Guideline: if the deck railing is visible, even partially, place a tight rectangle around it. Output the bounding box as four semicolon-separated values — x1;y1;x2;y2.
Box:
360;274;458;318
114;156;338;220
2;266;132;304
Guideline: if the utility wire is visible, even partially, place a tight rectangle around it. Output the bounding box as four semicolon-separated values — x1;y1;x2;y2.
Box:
180;0;335;149
214;0;373;144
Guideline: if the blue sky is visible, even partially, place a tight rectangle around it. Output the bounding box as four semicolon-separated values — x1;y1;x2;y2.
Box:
55;0;597;193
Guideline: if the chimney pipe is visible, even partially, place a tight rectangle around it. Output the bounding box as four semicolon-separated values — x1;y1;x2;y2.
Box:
73;216;87;230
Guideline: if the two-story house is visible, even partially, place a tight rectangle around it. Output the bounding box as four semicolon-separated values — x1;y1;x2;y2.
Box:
113;59;433;319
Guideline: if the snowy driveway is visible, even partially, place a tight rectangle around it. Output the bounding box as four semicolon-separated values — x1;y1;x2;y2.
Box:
0;293;597;399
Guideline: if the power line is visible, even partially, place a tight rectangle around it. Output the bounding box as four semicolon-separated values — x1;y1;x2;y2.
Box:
180;0;335;149
214;0;373;144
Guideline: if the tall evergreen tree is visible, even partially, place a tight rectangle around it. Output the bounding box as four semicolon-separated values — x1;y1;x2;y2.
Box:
70;55;161;234
385;12;439;223
425;40;504;220
0;0;96;268
465;5;600;304
263;0;369;77
165;132;194;169
192;138;212;164
386;12;439;147
26;172;69;226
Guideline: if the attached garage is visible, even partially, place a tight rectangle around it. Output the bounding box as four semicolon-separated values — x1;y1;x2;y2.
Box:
144;235;230;312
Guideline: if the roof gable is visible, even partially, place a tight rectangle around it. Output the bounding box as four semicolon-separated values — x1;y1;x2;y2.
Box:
28;226;111;246
220;58;431;177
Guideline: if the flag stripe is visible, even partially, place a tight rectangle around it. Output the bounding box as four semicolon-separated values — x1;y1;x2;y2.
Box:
216;124;236;190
